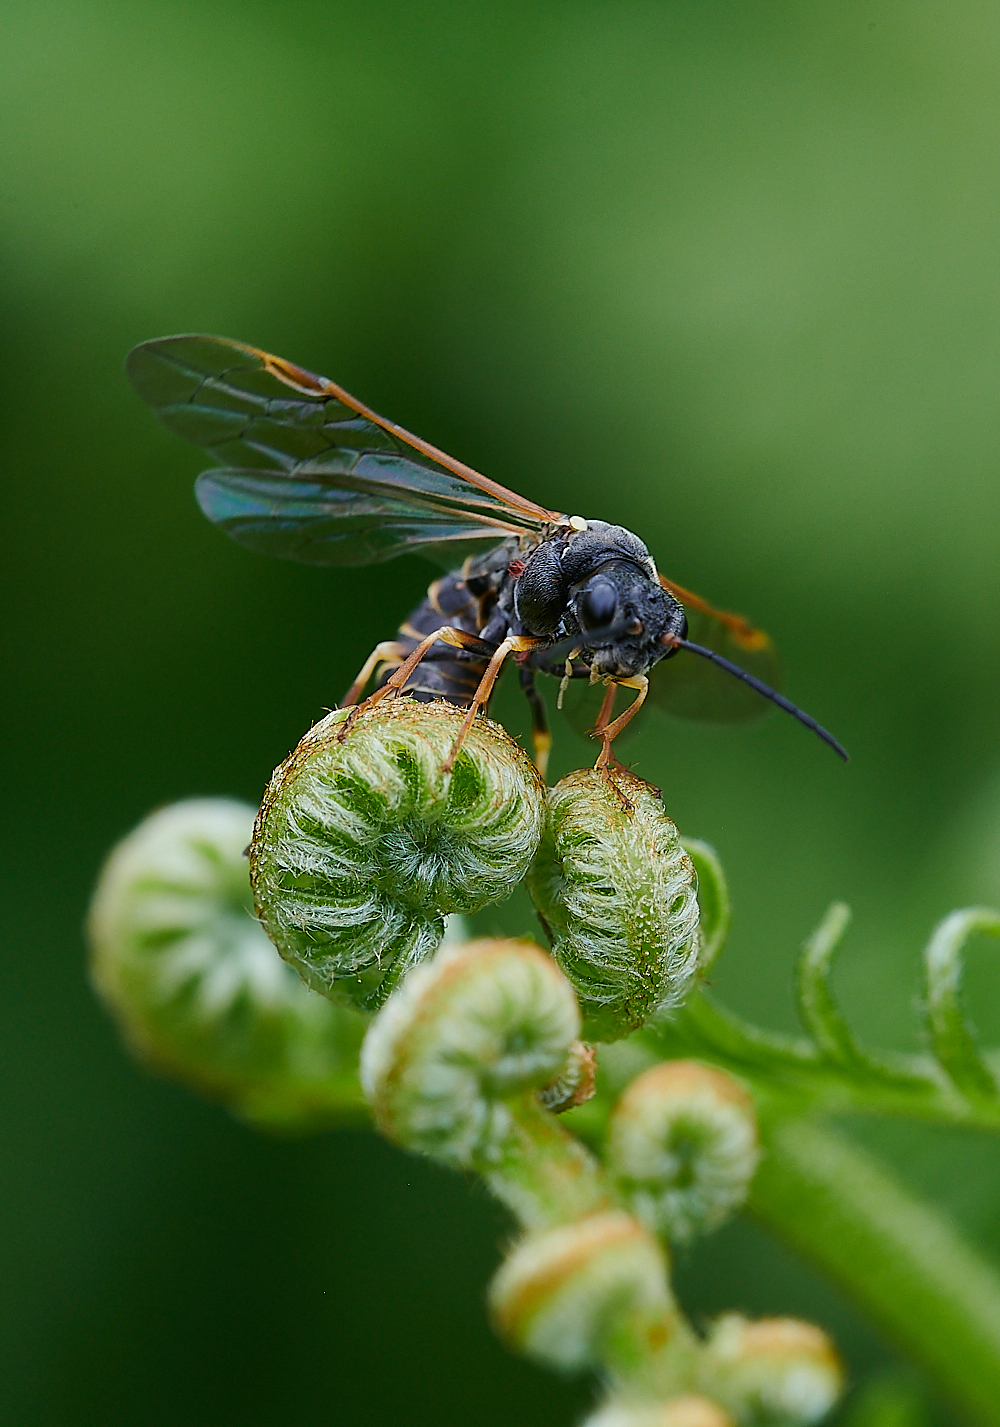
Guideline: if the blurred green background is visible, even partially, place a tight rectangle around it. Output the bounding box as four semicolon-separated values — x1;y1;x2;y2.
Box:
3;1;1000;1422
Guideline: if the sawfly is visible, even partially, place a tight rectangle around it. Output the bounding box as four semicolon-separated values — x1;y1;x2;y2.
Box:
127;335;847;778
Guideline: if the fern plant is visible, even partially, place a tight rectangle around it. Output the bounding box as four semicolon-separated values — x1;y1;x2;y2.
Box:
88;698;1000;1426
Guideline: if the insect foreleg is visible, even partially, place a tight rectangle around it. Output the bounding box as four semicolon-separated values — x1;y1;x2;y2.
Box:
593;675;649;773
441;635;549;774
592;682;617;744
519;666;552;781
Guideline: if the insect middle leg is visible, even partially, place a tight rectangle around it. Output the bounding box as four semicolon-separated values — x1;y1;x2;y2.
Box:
440;634;549;772
518;665;552;781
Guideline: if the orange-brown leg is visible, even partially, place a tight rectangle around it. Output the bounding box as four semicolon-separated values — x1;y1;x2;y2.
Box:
337;625;495;742
591;683;628;805
592;682;617;751
519;665;552;781
589;676;650;810
341;641;407;708
441;635;549;773
593;675;649;767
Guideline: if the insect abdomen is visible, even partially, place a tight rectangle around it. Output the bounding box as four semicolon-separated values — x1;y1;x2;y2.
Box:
379;570;488;706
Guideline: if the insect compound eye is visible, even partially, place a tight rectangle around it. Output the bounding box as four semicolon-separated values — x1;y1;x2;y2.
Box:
579;581;618;631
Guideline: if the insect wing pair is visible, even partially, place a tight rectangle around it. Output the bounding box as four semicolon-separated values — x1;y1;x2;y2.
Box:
126;333;799;742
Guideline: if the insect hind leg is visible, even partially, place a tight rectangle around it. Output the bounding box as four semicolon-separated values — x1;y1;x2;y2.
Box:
338;625;497;743
341;641;406;708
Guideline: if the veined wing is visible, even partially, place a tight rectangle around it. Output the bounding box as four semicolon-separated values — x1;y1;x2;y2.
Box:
649;575;781;722
127;334;564;566
195;464;523;567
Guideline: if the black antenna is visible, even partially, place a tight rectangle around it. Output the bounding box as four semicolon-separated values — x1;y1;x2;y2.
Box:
678;639;848;762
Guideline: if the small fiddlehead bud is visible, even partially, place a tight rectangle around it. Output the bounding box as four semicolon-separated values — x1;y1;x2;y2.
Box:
606;1062;759;1244
680;839;731;973
526;769;700;1041
584;1396;734;1427
88;799;367;1130
795;903;863;1068
488;1211;677;1375
361;938;609;1226
251;699;545;1011
539;1040;599;1113
923;907;1000;1105
699;1315;843;1426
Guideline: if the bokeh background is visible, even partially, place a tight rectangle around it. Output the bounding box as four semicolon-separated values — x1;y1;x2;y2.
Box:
3;1;1000;1422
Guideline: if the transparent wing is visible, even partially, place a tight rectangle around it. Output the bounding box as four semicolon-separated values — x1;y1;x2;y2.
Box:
196;465;518;568
127;334;561;566
649;577;781;722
